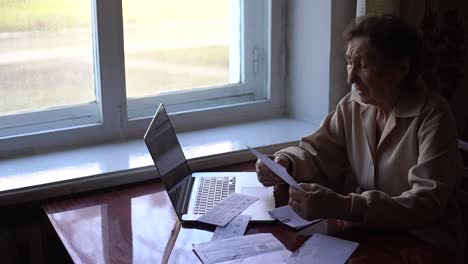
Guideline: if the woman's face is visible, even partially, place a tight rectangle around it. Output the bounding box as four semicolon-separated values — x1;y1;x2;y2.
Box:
346;37;408;108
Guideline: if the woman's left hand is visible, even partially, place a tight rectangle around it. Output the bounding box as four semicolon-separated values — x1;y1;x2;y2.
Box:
288;183;351;220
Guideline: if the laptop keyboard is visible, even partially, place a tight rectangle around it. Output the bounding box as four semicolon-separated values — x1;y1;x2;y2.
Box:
193;177;236;215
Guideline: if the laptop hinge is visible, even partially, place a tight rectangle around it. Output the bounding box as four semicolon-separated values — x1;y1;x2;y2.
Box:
180;174;194;216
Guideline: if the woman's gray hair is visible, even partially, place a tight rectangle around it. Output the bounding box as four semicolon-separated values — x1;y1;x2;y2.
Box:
343;15;423;85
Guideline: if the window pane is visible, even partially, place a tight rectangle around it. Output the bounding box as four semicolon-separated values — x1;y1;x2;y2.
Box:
0;0;95;116
122;0;239;99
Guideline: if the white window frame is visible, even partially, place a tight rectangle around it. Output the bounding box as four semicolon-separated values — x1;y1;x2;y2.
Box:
0;0;286;158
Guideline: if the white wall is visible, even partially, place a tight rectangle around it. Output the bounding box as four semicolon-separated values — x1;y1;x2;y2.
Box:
287;1;356;124
287;0;331;126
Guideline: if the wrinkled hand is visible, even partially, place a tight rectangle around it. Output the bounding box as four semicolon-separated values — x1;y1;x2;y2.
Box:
255;155;291;187
288;183;351;220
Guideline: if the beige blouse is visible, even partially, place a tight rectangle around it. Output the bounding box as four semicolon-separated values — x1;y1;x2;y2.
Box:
277;83;464;252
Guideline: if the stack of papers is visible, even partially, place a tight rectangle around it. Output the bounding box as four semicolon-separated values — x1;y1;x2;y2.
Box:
196;192;256;243
269;205;323;229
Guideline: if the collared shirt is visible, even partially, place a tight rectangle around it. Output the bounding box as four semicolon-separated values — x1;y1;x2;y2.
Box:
277;82;464;251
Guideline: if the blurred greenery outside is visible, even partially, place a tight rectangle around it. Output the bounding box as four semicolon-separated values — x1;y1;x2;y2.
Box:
0;0;231;115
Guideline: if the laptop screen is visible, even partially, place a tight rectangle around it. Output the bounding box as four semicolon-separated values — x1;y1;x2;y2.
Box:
143;104;192;217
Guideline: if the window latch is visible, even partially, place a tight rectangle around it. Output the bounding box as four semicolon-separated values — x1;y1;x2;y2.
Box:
253;47;260;74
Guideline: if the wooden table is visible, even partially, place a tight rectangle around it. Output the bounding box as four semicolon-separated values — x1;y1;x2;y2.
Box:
43;163;455;263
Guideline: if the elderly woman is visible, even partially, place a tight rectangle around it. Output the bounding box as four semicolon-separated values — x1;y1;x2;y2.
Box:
256;15;464;256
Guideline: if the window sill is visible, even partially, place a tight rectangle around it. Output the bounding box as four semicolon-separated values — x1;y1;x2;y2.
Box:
0;118;316;206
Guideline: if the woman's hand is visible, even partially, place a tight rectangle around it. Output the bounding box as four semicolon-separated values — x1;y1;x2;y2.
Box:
255;155;291;186
288;183;351;220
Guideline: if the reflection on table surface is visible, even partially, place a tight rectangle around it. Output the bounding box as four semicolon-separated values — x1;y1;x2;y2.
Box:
45;182;179;263
44;175;456;263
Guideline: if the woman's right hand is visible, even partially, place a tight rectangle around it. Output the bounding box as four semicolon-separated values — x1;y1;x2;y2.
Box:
255;155;291;186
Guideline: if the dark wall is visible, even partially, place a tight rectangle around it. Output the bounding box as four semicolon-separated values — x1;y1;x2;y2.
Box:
420;1;468;141
0;203;72;264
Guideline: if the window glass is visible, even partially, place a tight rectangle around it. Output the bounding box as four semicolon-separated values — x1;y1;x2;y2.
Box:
122;0;238;99
0;0;95;116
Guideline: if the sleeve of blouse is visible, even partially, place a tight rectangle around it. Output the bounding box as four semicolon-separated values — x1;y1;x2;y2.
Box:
275;103;350;189
348;100;463;227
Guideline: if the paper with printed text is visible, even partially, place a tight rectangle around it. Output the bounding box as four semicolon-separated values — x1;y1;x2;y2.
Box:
211;214;251;241
197;193;258;226
193;233;287;264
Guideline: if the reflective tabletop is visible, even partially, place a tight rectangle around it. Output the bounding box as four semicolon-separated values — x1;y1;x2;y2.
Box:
44;164;456;264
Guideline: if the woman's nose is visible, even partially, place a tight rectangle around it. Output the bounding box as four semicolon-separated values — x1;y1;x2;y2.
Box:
347;66;356;84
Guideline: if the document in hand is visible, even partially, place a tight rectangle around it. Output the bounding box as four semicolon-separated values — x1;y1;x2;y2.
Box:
248;147;304;191
285;233;359;264
193;233;289;264
269;205;323;229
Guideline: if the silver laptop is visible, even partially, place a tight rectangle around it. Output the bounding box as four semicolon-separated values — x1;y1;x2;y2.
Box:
143;104;275;222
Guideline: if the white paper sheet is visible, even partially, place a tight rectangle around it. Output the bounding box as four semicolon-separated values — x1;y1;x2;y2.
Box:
269;205;323;229
211;214;251;241
285;233;359;264
197;193;258;226
193;233;287;264
248;147;304;191
217;249;292;264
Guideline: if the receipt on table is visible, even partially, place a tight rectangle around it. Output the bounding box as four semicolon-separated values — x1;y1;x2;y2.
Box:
248;147;304;191
211;214;251;241
269;205;323;229
193;233;287;264
197;193;258;226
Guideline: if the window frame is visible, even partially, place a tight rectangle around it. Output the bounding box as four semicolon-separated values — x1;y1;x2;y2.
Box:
0;0;286;158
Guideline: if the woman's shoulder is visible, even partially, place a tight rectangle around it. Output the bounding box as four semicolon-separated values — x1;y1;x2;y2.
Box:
420;87;452;116
415;85;458;136
399;79;452;118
